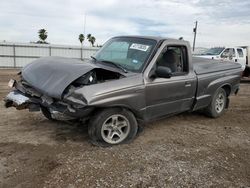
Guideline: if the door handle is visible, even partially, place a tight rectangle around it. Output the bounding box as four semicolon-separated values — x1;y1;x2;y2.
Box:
185;81;191;87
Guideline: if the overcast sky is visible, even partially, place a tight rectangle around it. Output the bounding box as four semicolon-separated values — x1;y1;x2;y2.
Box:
1;0;250;47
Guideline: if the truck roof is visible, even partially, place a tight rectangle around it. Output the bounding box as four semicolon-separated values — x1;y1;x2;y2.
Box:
112;35;186;43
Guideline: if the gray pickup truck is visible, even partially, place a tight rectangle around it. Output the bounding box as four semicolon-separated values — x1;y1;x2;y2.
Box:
4;36;242;146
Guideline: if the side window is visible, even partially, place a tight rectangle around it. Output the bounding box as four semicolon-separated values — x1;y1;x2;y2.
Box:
156;45;188;75
221;48;235;58
232;48;236;57
237;49;244;57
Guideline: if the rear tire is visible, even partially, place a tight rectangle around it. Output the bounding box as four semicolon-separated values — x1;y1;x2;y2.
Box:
205;88;227;118
88;108;138;146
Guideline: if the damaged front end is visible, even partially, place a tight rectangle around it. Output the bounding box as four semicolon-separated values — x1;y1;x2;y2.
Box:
4;77;87;121
5;90;30;110
4;57;125;121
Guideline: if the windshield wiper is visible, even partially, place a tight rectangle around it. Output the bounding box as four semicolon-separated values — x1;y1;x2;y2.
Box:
99;60;128;73
90;56;97;61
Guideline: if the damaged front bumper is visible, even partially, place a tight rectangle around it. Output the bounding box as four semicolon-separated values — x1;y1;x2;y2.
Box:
4;80;94;121
5;90;30;109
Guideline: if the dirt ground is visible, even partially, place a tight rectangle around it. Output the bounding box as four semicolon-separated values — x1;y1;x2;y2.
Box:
0;69;249;188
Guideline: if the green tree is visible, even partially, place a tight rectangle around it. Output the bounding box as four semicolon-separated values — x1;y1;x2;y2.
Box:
87;34;91;41
78;34;85;47
87;34;96;47
38;29;48;43
90;36;96;47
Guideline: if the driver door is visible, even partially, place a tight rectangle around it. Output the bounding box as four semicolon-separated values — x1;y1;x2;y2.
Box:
144;45;197;120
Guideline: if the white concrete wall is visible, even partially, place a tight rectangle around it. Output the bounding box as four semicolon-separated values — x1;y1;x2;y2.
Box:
0;42;99;67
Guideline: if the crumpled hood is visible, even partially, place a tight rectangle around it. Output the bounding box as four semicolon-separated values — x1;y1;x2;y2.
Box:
22;57;114;99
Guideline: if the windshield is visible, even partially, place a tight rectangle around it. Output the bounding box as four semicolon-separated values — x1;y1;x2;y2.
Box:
94;37;157;72
202;47;225;55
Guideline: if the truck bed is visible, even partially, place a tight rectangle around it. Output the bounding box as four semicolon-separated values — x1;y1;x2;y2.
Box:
192;57;241;111
193;57;242;75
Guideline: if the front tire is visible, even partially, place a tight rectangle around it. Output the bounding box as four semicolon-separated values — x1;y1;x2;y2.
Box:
88;108;138;146
41;106;53;120
205;88;227;118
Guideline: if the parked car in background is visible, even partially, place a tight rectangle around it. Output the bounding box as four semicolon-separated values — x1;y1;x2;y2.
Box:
192;47;208;55
240;46;250;65
239;46;250;77
195;47;247;71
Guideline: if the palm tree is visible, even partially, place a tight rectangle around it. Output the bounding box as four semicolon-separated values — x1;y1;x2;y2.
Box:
87;34;96;47
90;36;96;47
78;34;85;47
87;34;91;41
38;29;48;43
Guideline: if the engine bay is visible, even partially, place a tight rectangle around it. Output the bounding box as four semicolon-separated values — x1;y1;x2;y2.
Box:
70;68;124;87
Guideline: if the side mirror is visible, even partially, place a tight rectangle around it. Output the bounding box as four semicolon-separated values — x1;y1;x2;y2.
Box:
155;66;172;78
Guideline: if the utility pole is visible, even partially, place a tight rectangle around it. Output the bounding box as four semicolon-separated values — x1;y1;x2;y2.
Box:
192;21;198;52
82;13;87;46
84;13;87;36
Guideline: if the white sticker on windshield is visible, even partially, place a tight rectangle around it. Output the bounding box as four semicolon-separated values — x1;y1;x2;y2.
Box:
130;43;150;52
132;59;138;64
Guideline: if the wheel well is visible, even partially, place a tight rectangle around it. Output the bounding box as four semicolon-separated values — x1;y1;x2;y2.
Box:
222;85;231;96
88;106;145;125
89;106;143;123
